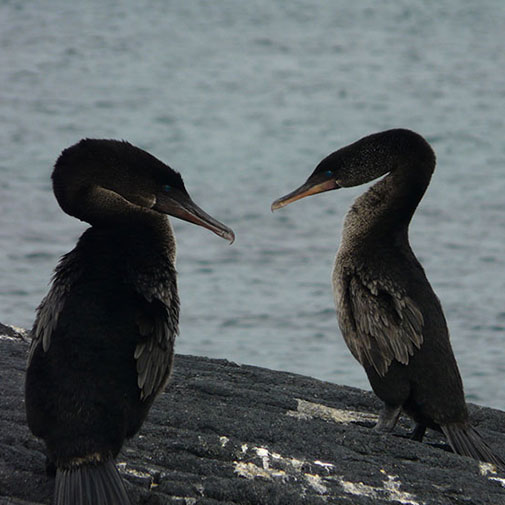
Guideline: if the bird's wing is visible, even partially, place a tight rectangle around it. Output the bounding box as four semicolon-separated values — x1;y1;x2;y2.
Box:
336;272;424;377
28;250;82;365
132;264;179;401
134;299;179;400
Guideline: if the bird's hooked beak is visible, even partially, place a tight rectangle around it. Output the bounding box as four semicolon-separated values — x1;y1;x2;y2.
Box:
271;172;340;211
154;189;235;244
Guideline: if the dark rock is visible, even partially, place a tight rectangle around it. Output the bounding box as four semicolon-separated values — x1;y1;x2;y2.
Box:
1;323;504;504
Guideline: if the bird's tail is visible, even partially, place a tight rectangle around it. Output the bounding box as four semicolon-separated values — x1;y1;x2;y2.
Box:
54;459;131;505
441;422;504;468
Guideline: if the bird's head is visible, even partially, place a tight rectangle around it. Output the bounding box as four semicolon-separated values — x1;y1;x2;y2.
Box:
52;139;234;243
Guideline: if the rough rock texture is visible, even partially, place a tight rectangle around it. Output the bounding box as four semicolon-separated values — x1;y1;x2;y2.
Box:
1;322;504;505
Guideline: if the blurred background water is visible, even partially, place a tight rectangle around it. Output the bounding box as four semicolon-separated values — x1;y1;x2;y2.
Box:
1;0;504;408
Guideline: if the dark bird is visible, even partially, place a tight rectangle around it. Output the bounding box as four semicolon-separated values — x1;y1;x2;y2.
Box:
25;139;234;505
272;128;503;467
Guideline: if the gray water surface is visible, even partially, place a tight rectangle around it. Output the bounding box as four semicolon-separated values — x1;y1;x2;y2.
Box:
1;1;505;408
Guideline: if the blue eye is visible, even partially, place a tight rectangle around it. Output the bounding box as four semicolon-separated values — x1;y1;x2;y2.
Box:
325;170;333;176
162;184;171;192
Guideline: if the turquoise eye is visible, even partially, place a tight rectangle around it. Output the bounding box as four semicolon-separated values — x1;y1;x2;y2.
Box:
162;184;171;192
326;170;333;176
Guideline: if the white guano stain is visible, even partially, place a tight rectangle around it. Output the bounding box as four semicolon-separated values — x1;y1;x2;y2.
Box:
255;446;270;467
480;461;505;487
0;325;28;340
233;445;421;503
219;435;229;447
338;475;422;505
254;446;305;472
168;498;197;504
234;445;328;494
0;333;21;341
117;462;152;480
287;398;378;425
234;461;287;480
117;462;162;490
305;473;328;494
383;475;423;505
314;460;336;471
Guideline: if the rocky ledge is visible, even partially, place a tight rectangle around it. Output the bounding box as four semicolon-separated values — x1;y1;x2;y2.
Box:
1;322;504;505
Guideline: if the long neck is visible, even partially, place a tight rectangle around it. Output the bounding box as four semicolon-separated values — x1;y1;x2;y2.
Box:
341;157;434;248
75;216;177;278
64;185;177;264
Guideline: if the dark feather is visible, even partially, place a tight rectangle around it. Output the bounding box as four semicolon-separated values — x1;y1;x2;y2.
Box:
54;460;131;505
336;271;424;377
28;250;82;365
131;261;179;401
441;423;505;468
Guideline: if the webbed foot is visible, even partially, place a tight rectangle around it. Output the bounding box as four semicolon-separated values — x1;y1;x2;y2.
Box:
410;422;427;442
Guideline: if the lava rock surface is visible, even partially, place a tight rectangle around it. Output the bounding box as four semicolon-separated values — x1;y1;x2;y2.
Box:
1;322;504;504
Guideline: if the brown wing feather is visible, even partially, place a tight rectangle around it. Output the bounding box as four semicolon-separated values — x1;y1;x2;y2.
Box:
132;262;179;401
134;303;178;400
336;272;424;377
28;250;82;365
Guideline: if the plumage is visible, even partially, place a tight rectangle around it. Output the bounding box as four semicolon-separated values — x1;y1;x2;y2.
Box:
273;128;503;467
25;139;234;505
340;272;424;376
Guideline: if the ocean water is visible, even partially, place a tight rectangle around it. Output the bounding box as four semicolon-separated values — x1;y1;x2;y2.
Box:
1;1;505;408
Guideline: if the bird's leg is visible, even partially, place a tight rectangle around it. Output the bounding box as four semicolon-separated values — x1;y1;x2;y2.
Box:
410;422;427;442
374;404;401;433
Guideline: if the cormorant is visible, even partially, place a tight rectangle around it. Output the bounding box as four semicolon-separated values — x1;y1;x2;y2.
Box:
25;139;235;504
272;128;503;466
